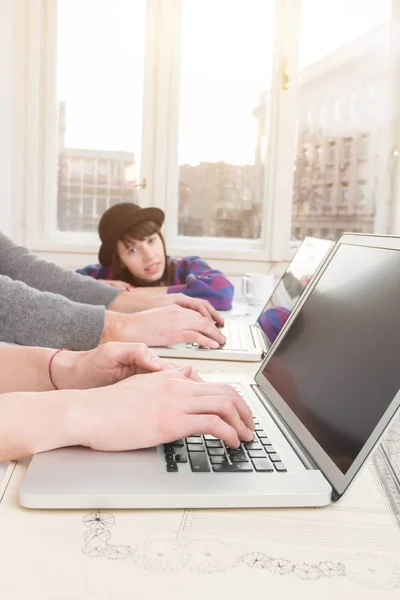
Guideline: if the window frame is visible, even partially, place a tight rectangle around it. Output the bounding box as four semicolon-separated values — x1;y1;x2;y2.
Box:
13;0;400;264
15;0;301;264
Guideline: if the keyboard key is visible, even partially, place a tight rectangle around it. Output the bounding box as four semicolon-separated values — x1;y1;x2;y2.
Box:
189;452;210;472
210;456;228;464
231;454;249;463
252;458;274;472
165;453;174;461
204;435;218;441
187;443;204;452
164;444;174;453
261;439;273;446
186;436;202;444
208;448;225;456
212;463;252;473
205;440;223;448
227;447;244;456
265;447;276;454
171;439;185;447
268;453;281;462
175;454;187;464
274;462;287;472
255;425;264;432
256;431;269;439
248;450;266;459
244;442;262;450
166;462;178;472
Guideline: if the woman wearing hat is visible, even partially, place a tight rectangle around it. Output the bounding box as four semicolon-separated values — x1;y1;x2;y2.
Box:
77;203;234;310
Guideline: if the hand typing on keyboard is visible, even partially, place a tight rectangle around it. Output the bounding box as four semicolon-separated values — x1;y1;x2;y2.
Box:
79;367;255;453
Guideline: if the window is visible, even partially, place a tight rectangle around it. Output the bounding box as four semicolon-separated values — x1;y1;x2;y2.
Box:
172;0;276;242
16;0;399;265
293;226;302;240
343;138;352;164
321;227;331;239
290;0;393;245
357;179;368;207
359;135;369;161
55;0;146;234
340;182;349;206
327;142;336;166
315;145;322;167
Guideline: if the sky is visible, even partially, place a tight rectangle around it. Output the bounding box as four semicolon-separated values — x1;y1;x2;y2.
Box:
57;0;391;167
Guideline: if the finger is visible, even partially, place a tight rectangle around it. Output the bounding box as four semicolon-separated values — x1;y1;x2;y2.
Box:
131;345;169;372
157;361;202;381
181;331;221;349
200;301;224;326
104;342;166;373
177;308;225;345
186;396;254;442
189;299;224;326
175;365;203;382
187;382;254;431
196;317;226;344
176;415;240;449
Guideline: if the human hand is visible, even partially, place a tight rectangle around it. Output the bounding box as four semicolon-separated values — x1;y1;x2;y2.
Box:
102;305;226;348
98;279;133;291
77;369;255;451
109;291;224;326
51;342;202;390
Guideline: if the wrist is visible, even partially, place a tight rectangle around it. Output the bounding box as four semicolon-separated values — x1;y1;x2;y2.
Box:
50;349;85;390
101;309;132;343
108;291;142;313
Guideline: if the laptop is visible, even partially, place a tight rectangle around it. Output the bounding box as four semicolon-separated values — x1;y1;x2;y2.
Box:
154;236;334;362
20;233;400;509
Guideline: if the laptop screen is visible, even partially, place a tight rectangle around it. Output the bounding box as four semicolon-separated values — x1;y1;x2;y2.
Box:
257;241;400;480
256;237;334;344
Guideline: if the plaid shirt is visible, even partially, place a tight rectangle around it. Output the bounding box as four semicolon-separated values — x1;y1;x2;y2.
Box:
77;255;234;310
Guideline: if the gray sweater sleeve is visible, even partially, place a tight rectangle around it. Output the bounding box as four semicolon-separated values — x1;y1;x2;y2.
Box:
0;231;121;307
0;274;105;349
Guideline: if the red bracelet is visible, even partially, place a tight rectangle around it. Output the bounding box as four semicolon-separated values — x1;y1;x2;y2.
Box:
48;348;67;390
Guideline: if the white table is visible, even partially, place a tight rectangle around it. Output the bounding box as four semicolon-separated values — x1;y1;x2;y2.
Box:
1;291;399;598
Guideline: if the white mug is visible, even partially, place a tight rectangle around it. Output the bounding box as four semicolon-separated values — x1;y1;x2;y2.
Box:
242;272;274;306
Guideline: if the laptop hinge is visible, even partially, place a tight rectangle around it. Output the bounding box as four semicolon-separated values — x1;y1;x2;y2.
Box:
251;384;318;471
250;324;268;355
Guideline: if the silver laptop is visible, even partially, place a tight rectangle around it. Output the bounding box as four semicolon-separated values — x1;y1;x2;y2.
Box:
155;237;334;362
20;233;400;509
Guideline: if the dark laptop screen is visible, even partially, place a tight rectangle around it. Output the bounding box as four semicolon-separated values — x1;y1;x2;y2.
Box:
257;237;333;344
261;243;400;474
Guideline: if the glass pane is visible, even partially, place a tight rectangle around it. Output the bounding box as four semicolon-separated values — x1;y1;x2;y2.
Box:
291;0;392;242
56;0;145;232
177;0;276;239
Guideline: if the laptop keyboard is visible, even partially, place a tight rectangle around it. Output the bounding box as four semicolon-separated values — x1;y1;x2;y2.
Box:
186;322;248;352
162;385;287;474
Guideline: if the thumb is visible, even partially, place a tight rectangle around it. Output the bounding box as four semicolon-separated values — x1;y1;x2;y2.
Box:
134;345;164;372
177;365;194;379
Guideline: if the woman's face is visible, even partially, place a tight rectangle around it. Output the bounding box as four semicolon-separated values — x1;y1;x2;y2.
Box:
116;232;166;283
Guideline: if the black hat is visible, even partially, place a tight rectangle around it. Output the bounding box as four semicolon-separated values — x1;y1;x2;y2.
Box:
98;203;165;266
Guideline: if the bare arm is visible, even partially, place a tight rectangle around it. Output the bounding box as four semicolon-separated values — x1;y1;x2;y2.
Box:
0;371;254;462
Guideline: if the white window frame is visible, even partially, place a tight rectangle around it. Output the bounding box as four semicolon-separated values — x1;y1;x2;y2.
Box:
14;0;166;254
160;0;301;263
14;0;301;265
14;0;400;265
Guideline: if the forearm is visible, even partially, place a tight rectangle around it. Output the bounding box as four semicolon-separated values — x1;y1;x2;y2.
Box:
0;345;85;393
0;232;120;307
108;288;167;314
0;345;55;393
0;275;105;350
0;388;85;461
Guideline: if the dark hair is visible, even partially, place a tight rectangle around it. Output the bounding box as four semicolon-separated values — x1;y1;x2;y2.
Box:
111;220;176;287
